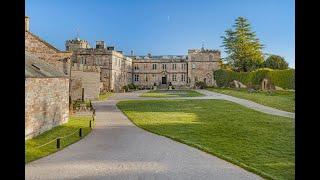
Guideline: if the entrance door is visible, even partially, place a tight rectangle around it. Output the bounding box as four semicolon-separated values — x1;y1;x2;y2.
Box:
162;76;167;84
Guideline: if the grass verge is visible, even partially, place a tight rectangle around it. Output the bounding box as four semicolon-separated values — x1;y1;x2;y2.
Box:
99;92;113;101
25;115;93;163
140;90;204;98
117;99;294;180
207;87;295;112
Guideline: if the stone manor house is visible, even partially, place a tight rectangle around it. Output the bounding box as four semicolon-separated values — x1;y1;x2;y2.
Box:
25;15;221;139
67;39;222;93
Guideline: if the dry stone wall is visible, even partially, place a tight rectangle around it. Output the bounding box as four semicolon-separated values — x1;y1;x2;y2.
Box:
25;78;69;139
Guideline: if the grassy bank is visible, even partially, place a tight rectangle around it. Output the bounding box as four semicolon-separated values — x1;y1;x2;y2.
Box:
99;92;113;101
117;99;295;180
25;115;93;163
140;90;204;98
207;87;295;112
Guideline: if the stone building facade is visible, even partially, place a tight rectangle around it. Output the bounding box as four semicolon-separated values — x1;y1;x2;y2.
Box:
67;38;221;91
66;39;132;92
130;49;221;88
25;52;69;139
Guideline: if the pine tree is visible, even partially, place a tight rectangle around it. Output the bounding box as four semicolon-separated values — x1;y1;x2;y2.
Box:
221;17;264;72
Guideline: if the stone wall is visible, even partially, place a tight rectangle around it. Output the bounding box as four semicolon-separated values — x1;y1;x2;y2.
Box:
70;77;82;101
132;59;188;88
71;64;102;100
25;78;69;139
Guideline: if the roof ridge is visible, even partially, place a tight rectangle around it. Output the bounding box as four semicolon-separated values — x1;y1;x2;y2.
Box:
26;31;61;52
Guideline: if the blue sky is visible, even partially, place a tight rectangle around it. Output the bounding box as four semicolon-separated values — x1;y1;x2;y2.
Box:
26;0;295;67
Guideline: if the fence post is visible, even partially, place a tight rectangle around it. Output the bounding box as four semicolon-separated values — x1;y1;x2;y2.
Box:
57;138;61;149
79;128;82;138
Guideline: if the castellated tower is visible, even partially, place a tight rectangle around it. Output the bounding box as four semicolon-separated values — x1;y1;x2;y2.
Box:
187;48;221;87
65;38;90;51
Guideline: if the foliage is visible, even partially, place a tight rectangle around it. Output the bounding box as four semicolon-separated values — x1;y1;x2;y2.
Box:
128;83;138;90
221;17;264;72
72;100;91;110
207;87;295;112
195;81;207;89
264;55;289;69
99;92;113;100
117;100;294;180
122;85;129;91
25;116;93;163
214;68;295;89
268;69;295;89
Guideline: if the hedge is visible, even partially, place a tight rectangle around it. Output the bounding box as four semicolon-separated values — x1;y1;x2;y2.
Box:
214;68;295;89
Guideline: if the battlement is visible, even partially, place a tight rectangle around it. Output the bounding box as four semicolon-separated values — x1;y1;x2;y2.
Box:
66;39;89;44
188;48;220;54
71;63;101;72
65;38;90;51
129;55;188;60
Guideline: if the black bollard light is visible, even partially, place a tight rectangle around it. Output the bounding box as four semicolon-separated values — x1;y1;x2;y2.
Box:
79;128;82;138
57;138;61;149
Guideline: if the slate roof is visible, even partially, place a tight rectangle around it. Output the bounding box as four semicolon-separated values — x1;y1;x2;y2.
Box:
25;52;68;78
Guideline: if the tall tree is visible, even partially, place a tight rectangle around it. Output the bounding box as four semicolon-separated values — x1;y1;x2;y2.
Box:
221;17;264;72
264;55;289;69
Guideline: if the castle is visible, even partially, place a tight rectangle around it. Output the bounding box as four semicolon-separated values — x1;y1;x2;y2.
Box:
66;38;222;93
25;15;222;138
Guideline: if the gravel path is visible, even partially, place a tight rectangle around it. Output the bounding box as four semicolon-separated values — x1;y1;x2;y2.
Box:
25;91;262;180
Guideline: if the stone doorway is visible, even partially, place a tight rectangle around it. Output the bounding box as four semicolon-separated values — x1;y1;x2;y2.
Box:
162;76;167;84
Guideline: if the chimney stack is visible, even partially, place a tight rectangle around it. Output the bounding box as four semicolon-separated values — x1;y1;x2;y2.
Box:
96;41;105;49
25;16;30;31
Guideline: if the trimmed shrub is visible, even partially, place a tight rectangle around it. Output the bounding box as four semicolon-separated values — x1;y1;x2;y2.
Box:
127;83;137;90
268;69;295;89
214;68;295;89
195;81;207;89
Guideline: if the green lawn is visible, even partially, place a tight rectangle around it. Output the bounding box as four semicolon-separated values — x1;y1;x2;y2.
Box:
117;100;295;180
25;115;93;163
99;92;113;100
140;90;204;98
207;87;295;112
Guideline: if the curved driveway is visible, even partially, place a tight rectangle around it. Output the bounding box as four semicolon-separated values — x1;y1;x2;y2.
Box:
26;90;263;180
